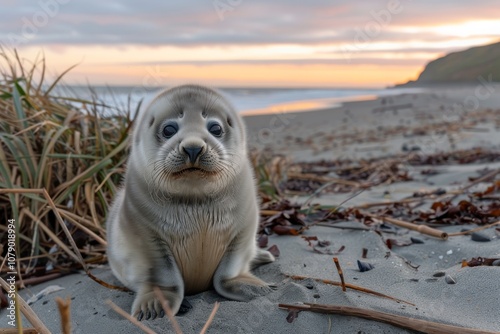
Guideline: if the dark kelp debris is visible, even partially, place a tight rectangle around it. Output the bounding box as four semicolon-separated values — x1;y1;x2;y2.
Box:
301;236;334;255
462;257;500;267
267;245;280;258
260;199;307;236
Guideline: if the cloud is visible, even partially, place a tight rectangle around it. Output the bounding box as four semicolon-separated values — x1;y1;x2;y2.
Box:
119;57;427;66
1;0;499;47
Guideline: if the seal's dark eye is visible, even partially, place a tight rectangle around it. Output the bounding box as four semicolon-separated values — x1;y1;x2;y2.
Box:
162;123;178;138
208;123;223;137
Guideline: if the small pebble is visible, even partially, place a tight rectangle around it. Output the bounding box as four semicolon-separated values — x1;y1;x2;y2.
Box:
305;283;314;290
492;260;500;266
357;260;375;272
471;232;491;242
433;271;446;277
410;237;424;244
434;188;446;195
410;278;419;282
446;250;453;255
445;275;456;284
313;294;320;298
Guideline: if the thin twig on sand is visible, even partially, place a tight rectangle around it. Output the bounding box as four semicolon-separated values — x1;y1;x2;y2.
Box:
286;274;414;306
0;329;38;334
332;258;346;292
106;300;156;334
278;303;497;334
448;220;500;237
199;302;220;334
362;211;448;240
153;287;182;334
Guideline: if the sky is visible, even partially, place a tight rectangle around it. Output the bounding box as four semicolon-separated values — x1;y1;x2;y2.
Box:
1;0;499;88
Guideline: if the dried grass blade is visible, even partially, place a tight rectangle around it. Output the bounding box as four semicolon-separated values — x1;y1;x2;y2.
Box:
11;81;28;131
153;286;183;334
43;63;79;97
42;188;87;270
0;277;51;334
200;302;220;334
55;296;71;334
106;300;156;334
22;208;80;264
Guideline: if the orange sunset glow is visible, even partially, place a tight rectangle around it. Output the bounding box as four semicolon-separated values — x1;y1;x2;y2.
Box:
1;2;499;87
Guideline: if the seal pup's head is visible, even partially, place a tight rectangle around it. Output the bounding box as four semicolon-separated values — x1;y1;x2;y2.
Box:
130;84;247;200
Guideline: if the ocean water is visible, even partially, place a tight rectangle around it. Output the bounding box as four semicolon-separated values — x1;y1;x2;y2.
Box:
57;86;423;116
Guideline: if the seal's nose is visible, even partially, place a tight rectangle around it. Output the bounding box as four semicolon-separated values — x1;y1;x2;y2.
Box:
183;146;203;163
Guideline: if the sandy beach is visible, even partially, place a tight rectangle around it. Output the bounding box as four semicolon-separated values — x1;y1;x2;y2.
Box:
3;86;500;333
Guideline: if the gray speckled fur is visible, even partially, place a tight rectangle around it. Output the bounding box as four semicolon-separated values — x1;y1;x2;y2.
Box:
106;85;274;318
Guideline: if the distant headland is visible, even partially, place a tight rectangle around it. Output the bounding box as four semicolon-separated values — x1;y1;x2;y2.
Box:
395;40;500;87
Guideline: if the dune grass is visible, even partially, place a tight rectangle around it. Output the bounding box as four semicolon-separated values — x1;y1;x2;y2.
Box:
0;49;138;280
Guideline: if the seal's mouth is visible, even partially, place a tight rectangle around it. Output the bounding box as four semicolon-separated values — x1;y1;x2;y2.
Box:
171;166;217;177
183;167;203;172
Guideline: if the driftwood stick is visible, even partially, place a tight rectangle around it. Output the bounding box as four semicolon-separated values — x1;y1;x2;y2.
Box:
362;212;448;240
0;329;38;334
14;273;63;289
278;303;497;334
332;258;346;292
260;210;281;216
448;220;500;236
286;274;414;306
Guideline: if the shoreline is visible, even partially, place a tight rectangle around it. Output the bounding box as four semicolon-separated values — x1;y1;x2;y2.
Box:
244;86;500;162
241;87;427;116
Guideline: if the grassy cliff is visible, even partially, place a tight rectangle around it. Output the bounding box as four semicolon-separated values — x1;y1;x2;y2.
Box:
407;41;500;85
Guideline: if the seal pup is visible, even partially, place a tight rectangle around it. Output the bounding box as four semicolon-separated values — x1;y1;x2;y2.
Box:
106;84;275;319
